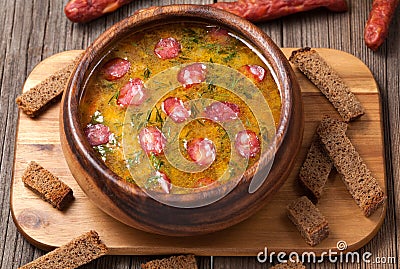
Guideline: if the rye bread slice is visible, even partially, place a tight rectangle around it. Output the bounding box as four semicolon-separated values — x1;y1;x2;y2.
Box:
287;196;329;246
19;230;108;269
299;135;333;200
299;119;348;200
22;161;74;210
271;260;306;269
16;56;79;117
289;47;364;122
141;255;197;269
317;116;386;216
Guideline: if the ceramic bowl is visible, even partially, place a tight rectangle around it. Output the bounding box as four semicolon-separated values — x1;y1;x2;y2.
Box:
60;4;304;236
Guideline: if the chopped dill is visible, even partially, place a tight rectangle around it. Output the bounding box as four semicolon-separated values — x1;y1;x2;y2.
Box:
179;56;191;60
245;117;251;127
144;67;151;79
108;91;120;104
155;107;163;125
130;112;146;130
242;91;253;100
126;151;142;168
145;174;163;190
190;103;201;118
223;51;237;63
104;81;114;89
108;133;118;146
151;80;170;90
196;119;205;126
147;107;164;127
207;83;216;93
93;145;113;161
150;152;164;171
91;110;104;124
126;177;134;183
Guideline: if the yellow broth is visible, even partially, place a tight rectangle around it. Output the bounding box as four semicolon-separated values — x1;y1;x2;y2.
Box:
79;23;281;192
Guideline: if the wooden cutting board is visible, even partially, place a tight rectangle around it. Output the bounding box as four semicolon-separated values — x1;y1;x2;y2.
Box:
11;48;386;256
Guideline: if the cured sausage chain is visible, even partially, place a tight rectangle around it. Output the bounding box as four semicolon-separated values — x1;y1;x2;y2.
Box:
210;0;348;22
64;0;348;23
64;0;133;23
364;0;399;51
64;0;398;52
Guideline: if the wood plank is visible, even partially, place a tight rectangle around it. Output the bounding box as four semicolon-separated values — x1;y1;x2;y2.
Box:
11;48;387;257
3;0;215;267
346;2;399;269
0;1;36;268
2;1;399;269
386;3;400;268
266;2;398;268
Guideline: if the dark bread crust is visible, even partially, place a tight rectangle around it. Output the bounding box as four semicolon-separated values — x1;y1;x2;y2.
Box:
287;196;329;247
271;260;306;269
16;57;79;117
289;47;312;61
22;161;74;210
19;230;108;269
141;255;197;269
299;119;348;200
289;48;365;122
317;116;386;217
299;135;333;200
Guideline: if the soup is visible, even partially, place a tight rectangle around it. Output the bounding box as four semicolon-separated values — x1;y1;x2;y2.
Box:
79;23;281;194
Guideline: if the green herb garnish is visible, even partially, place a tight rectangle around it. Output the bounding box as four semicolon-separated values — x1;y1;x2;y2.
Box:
145;174;163;190
223;51;237;63
108;91;120;104
108;133;118;146
150;152;164;171
230;77;243;91
242;91;253;100
190;103;201;118
91;110;104;124
146;107;164;127
144;67;151;79
207;83;216;93
104;81;114;89
93;145;113;161
196;119;205;126
126;151;142;168
179;56;191;61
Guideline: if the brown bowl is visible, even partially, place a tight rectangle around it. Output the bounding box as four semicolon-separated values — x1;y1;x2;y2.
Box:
60;4;304;236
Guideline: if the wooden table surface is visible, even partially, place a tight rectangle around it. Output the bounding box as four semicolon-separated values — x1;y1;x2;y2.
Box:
1;1;399;268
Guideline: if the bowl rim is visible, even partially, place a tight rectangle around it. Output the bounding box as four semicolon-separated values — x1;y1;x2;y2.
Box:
61;4;301;235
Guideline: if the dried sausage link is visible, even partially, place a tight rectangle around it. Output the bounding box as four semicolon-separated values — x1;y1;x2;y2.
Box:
187;138;216;167
235;129;260;158
84;123;111;146
161;97;191;123
364;0;399;51
139;126;167;156
204;101;240;123
102;58;131;81
65;0;348;23
64;0;134;23
177;63;207;89
239;64;266;82
154;38;182;60
210;0;348;22
117;78;147;107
